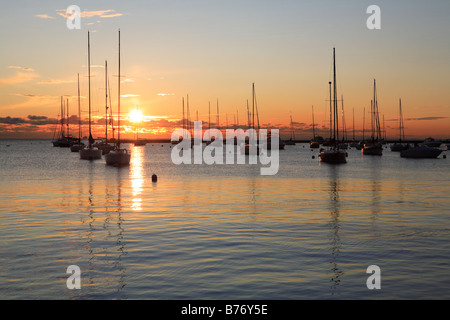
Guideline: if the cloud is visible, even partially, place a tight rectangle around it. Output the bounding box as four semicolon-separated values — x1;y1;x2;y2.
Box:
0;116;27;125
13;93;54;99
56;9;123;19
35;14;56;19
157;93;175;97
121;94;140;98
37;79;76;85
8;66;34;72
406;117;448;121
0;70;38;85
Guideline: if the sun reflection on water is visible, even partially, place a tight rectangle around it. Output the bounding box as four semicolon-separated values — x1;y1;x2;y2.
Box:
130;145;144;211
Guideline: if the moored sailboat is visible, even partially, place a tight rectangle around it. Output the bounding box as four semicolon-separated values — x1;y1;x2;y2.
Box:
390;98;409;152
362;80;383;156
105;29;131;166
80;31;102;160
319;48;347;164
310;106;320;149
71;73;85;152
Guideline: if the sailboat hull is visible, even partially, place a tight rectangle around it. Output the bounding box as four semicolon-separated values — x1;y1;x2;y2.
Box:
400;146;442;159
319;149;347;164
134;140;147;146
362;143;383;156
70;143;85;152
390;143;409;152
310;141;320;149
105;149;131;166
80;147;102;160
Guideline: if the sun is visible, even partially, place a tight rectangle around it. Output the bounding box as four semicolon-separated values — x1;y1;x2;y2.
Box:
129;109;144;123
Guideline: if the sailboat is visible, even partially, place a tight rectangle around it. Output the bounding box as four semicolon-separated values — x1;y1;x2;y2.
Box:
349;108;359;148
310;106;319;148
390;98;409;152
71;73;85;152
52;97;66;147
105;29;131;166
243;83;260;155
80;31;103;160
285;114;296;145
318;48;347;164
134;105;147;146
337;96;348;150
362;79;383;156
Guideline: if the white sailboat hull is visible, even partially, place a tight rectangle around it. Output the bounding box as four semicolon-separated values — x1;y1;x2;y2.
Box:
105;149;131;166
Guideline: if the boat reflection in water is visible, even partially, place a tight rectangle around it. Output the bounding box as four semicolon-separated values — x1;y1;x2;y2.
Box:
326;167;344;295
76;164;128;298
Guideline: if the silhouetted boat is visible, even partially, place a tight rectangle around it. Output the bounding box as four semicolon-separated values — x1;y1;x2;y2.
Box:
390;98;408;152
319;48;347;164
105;29;131;166
422;137;441;148
71;73;85;152
285;114;296;145
80;31;102;160
362;80;383;156
400;144;442;159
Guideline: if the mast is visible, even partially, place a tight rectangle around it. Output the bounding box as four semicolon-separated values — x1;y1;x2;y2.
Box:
105;60;108;143
60;96;64;138
247;100;250;129
187;94;190;134
208;101;211;138
182;97;185;136
341;95;347;141
78;73;81;142
329;81;332;141
66;98;69;137
312;106;316;139
352;108;355;141
399;98;405;141
117;29;121;148
216;99;220;132
108;76;114;142
88;31;93;147
333;47;338;143
363;106;365;141
252;83;255;131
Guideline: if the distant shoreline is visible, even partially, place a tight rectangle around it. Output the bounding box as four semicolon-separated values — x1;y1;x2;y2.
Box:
1;138;449;144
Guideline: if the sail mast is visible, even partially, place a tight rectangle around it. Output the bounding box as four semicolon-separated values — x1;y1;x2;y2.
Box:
66;98;69;137
333;47;338;143
88;31;93;147
117;29;121;148
312;106;316;139
105;60;108;143
77;73;81;142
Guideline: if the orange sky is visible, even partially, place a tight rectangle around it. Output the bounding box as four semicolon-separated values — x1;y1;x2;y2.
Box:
1;1;449;140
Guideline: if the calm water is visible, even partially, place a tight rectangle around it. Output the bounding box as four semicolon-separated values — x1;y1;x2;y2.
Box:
0;139;449;300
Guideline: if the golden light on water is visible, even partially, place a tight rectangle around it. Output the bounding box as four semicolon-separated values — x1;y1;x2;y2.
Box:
130;145;144;211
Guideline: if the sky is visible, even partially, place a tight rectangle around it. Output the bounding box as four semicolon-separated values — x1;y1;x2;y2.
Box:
1;0;450;140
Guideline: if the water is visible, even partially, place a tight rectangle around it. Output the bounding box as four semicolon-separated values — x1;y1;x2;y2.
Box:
0;140;449;300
